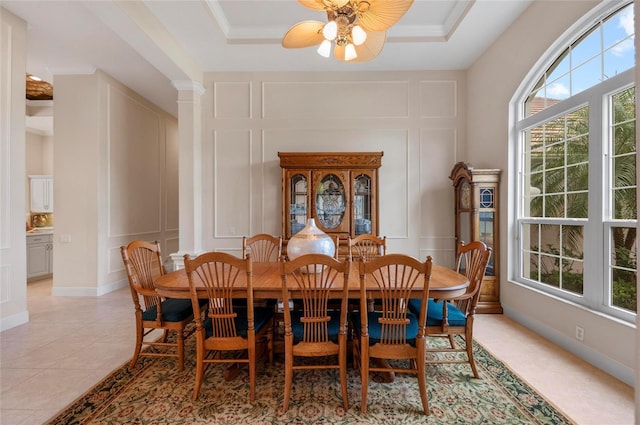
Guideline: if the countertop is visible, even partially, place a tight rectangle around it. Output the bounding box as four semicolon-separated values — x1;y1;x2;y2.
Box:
27;228;54;235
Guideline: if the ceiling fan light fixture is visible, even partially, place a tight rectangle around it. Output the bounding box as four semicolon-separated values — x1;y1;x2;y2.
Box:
282;0;414;63
317;39;332;57
351;25;367;46
345;43;357;61
322;20;338;40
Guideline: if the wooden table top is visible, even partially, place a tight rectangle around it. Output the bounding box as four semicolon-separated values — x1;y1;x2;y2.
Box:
155;262;469;300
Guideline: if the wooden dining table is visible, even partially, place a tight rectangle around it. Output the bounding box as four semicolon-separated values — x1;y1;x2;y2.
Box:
155;260;469;382
154;262;469;300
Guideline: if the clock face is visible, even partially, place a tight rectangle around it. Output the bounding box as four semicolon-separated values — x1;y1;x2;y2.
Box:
460;182;471;209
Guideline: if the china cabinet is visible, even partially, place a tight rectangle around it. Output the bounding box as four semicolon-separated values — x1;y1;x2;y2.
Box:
450;162;502;313
279;152;382;247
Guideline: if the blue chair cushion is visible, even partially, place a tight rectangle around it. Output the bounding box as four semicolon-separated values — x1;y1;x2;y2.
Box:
350;310;419;346
425;299;467;327
290;309;342;343
203;307;274;338
142;298;193;322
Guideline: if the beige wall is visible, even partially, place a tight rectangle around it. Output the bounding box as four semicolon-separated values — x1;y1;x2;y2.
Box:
52;70;178;296
468;0;635;385
201;71;466;265
0;8;28;330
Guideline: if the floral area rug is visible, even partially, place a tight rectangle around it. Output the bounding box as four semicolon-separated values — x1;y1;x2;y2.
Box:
46;335;574;425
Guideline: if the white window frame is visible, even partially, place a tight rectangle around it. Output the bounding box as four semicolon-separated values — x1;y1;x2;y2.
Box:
511;1;635;324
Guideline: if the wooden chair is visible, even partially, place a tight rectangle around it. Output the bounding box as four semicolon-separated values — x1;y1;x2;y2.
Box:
242;234;282;262
279;254;351;412
348;234;386;261
349;234;387;311
414;240;491;378
184;252;274;401
120;240;195;371
352;254;432;415
242;234;281;361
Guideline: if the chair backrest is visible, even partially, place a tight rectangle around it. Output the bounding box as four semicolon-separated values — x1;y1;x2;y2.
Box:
349;235;386;261
184;252;254;340
121;240;166;312
243;234;282;262
454;240;492;315
358;254;432;345
280;254;350;344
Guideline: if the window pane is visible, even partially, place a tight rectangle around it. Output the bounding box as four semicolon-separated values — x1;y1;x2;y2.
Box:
562;258;584;294
610;227;637;312
603;4;634;50
562;225;584;259
540;254;560;288
545;194;564;218
613;188;637;219
566;192;588;218
604;41;635;78
572;56;602;94
571;26;601;67
566;164;589;191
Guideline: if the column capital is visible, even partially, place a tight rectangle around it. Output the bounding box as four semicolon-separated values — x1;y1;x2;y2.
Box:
171;80;205;96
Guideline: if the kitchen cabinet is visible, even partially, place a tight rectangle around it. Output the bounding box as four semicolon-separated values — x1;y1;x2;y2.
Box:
29;175;54;213
450;162;502;313
279;152;382;244
27;233;53;280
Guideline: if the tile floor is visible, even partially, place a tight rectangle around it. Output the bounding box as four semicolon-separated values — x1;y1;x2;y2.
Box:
0;278;635;425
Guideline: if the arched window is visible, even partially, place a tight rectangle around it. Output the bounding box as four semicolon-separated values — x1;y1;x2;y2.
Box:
513;2;635;322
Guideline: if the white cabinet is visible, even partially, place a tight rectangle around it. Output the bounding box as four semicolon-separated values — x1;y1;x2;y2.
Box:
27;233;53;280
29;175;54;213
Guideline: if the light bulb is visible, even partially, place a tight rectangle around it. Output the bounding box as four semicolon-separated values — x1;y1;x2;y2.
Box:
345;43;357;61
322;21;337;41
317;40;332;58
351;25;367;46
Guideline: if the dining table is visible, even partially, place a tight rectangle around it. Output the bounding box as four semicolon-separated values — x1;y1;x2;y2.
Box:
154;260;469;382
154;261;469;300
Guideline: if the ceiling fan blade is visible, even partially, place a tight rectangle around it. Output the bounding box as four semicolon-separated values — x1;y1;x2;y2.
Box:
351;30;386;62
334;30;385;63
282;21;325;48
356;0;414;32
298;0;349;11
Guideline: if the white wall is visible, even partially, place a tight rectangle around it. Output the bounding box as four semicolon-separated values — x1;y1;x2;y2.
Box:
52;70;179;296
467;0;635;386
0;8;28;330
201;71;466;266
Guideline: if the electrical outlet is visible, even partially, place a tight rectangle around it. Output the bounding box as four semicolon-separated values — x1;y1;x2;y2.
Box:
575;326;584;341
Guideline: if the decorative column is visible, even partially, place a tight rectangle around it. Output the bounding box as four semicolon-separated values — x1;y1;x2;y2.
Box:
170;80;205;269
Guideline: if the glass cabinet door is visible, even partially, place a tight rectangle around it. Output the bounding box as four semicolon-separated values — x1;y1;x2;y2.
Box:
288;172;308;235
315;173;346;230
353;173;372;235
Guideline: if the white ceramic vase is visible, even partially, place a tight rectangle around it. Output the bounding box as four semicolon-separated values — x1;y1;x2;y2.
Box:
287;218;335;261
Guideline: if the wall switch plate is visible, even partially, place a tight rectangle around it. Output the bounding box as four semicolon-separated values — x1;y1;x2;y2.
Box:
60;234;71;244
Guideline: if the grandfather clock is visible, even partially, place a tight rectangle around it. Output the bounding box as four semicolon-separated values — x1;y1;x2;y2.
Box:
450;162;502;314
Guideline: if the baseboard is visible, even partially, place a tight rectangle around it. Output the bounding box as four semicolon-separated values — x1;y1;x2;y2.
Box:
51;279;127;297
0;310;29;332
504;306;635;387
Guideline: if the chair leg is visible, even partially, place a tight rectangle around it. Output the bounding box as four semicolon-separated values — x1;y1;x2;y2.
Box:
447;334;456;349
129;320;144;370
465;329;479;379
283;338;293;412
417;342;430;415
177;330;185;372
267;325;274;364
192;333;205;401
339;335;348;410
249;344;256;402
360;344;369;413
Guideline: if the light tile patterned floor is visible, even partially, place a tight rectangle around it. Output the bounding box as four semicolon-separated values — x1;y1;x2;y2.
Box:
0;278;635;425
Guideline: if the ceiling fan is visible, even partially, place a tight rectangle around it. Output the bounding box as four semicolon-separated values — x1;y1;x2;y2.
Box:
282;0;414;62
